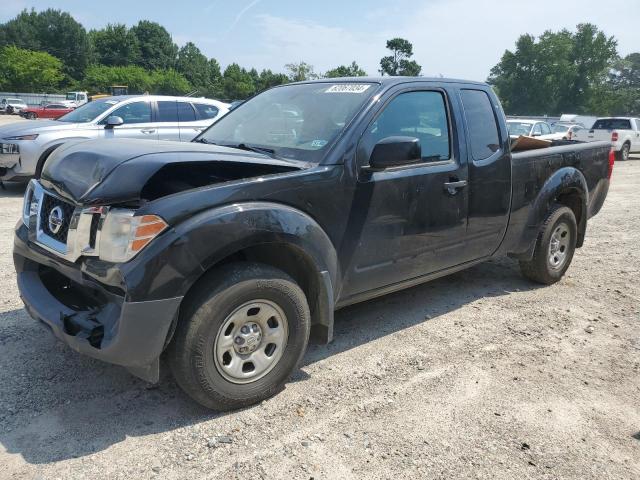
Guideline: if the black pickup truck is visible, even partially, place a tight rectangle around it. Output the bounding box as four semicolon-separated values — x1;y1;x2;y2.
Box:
14;78;613;410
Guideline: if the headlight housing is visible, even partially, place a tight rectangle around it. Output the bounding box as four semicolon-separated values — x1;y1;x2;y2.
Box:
4;134;38;141
99;210;168;263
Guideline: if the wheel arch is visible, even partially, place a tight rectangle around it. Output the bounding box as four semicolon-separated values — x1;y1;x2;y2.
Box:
168;202;340;347
515;167;588;260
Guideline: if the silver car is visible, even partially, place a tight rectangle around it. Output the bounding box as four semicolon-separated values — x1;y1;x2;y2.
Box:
0;95;230;181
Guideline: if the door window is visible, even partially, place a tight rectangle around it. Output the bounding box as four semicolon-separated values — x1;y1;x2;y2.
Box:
532;124;542;136
177;102;197;122
194;103;220;120
362;90;451;162
157;101;179;122
541;123;551;135
106;101;152;124
460;89;500;160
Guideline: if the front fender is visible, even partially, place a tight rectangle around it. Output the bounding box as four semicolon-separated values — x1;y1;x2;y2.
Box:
174;202;340;291
517;167;588;257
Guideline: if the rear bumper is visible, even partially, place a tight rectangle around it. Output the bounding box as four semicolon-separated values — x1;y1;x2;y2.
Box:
14;223;182;381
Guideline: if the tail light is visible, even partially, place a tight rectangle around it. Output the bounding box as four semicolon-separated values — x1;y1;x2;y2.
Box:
611;131;618;142
608;149;615;179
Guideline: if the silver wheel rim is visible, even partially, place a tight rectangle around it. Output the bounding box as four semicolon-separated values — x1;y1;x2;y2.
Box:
548;222;571;270
214;299;288;384
623;145;629;160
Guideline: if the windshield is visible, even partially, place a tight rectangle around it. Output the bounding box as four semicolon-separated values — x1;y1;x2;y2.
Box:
553;124;570;133
57;99;118;123
507;122;533;136
197;82;378;162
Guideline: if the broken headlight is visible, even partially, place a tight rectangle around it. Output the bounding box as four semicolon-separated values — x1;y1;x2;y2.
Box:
99;209;168;263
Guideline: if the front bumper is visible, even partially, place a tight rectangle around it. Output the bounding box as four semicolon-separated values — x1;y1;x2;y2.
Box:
14;223;182;382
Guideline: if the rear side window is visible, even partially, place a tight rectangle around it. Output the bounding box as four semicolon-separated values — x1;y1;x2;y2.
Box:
194;103;220;120
592;118;631;130
541;123;551;135
157;101;179;122
177;102;196;122
460;89;500;160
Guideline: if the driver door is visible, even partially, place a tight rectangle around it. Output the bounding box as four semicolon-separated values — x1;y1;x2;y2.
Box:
341;87;469;298
101;100;158;140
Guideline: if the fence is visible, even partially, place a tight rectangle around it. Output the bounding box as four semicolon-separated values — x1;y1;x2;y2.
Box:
0;92;67;107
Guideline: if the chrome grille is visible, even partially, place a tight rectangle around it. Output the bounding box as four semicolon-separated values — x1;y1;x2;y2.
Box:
40;193;76;243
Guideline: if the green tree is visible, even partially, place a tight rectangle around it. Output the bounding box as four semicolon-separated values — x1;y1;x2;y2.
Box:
256;69;289;91
82;64;153;93
176;42;211;91
379;38;421;76
0;45;63;91
0;8;90;80
221;63;256;100
285;61;317;82
325;61;367;78
150;69;192;95
489;24;617;115
131;20;178;70
89;24;140;66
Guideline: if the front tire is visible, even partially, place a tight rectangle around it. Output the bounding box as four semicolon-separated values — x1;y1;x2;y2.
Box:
168;262;310;410
27;112;37;120
519;205;577;285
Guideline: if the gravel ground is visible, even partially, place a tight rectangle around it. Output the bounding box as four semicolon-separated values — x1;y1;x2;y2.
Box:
0;114;639;479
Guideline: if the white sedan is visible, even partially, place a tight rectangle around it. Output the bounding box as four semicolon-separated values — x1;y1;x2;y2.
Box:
507;119;556;140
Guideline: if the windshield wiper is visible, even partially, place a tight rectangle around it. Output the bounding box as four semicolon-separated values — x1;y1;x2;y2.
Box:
193;137;214;144
228;143;276;158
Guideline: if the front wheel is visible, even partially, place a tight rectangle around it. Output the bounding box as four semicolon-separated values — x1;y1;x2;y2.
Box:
168;262;310;410
27;112;37;120
519;205;577;285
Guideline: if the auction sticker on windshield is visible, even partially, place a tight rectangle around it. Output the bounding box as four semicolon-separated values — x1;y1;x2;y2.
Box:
325;84;371;94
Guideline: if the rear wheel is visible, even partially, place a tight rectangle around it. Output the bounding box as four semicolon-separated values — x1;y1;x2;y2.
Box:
519;205;577;285
617;143;630;161
168;262;310;410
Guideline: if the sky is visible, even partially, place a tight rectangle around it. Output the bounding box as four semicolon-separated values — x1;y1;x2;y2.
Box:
2;0;640;81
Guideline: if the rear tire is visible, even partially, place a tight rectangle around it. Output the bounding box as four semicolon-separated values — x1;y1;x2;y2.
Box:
168;262;310;411
617;143;630;161
519;205;577;285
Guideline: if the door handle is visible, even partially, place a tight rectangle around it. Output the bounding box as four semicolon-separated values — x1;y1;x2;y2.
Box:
141;129;156;134
443;180;467;195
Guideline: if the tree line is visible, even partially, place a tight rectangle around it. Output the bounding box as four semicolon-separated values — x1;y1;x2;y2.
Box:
0;9;421;101
0;9;637;115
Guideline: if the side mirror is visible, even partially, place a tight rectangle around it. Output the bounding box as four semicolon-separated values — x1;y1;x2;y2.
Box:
104;116;124;129
368;136;422;170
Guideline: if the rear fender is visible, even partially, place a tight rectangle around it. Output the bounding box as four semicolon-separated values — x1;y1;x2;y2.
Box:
515;167;588;260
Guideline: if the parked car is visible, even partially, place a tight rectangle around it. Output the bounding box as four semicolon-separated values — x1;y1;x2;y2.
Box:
19;103;75;120
0;95;230;181
60;91;89;108
0;98;28;115
14;78;612;411
547;123;586;141
557;114;597;129
506;119;556;140
573;117;640;160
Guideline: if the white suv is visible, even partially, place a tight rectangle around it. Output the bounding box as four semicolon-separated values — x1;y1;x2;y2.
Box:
0;98;28;115
0;95;230;181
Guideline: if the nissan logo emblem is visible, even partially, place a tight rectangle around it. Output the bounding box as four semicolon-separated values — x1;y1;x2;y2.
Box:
48;206;64;234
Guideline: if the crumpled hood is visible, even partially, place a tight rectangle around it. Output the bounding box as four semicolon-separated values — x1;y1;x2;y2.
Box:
0;120;82;138
40;138;309;205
